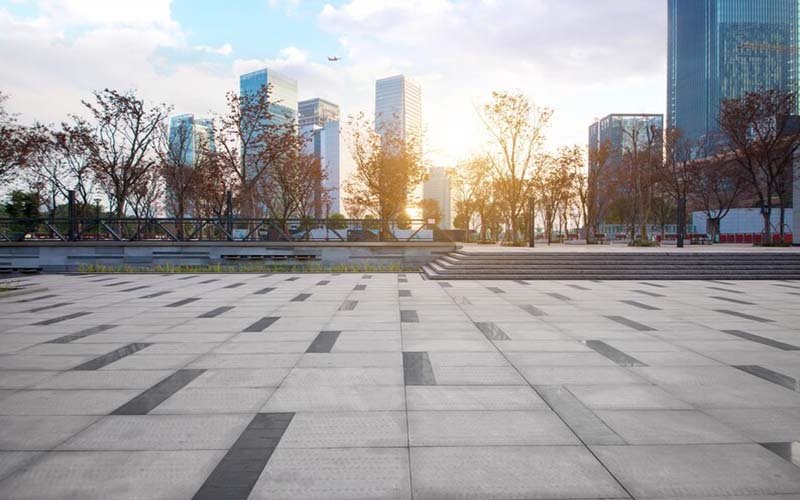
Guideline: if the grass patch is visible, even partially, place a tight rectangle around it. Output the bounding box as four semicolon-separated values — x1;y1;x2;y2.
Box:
77;262;421;274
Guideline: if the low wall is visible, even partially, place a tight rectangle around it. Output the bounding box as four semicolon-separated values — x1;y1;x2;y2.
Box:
0;241;458;272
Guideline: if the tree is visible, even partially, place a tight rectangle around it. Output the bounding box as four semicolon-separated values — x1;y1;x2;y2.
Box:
718;88;800;243
343;112;426;239
691;155;745;242
660;128;698;245
533;151;575;244
478;91;552;244
3;190;40;239
213;86;294;217
620;118;662;241
83;89;170;218
419;198;442;225
587;140;613;242
0;92;39;185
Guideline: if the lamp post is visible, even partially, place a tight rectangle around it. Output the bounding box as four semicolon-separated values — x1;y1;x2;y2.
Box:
94;198;101;241
528;196;535;248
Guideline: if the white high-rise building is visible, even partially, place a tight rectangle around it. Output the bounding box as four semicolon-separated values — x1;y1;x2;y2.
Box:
299;98;341;216
423;167;452;229
374;75;422;142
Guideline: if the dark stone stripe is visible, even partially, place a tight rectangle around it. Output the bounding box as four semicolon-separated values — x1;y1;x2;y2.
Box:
362;274;372;279
47;324;117;344
620;300;661;311
166;298;201;307
399;273;407;277
535;385;625;445
759;442;800;465
29;302;72;313
605;315;655;331
140;291;171;299
243;317;280;332
285;277;299;281
121;285;149;292
224;283;244;289
112;369;205;415
775;283;800;290
178;275;198;280
585;340;646;367
546;293;571;302
633;289;664;298
72;343;151;371
254;287;275;295
403;352;436;385
316;280;330;286
400;310;419;323
399;290;412;297
721;330;800;351
291;293;311;302
103;281;132;287
192;412;294;500
707;280;735;286
519;304;546;317
641;282;667;288
306;331;341;353
708;286;746;295
199;279;220;284
439;282;452;288
566;284;590;291
715;309;773;323
89;277;115;283
199;307;234;318
487;287;505;294
710;295;755;305
475;322;510;340
514;280;529;285
338;300;358;311
399;278;408;283
353;284;366;291
14;294;58;303
34;311;91;326
734;365;798;391
260;274;273;278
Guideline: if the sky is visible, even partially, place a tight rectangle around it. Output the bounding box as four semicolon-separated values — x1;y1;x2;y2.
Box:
0;0;667;171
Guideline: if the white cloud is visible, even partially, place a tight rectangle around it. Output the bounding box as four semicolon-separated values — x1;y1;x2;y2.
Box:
194;43;234;56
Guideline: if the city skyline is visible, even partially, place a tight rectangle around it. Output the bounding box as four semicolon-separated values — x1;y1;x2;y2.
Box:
0;0;666;166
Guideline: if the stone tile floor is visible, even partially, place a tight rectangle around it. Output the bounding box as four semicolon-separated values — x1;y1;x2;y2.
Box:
0;273;799;499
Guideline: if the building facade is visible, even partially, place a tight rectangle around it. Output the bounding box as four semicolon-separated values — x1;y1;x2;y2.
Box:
299;98;341;216
168;114;215;166
239;68;298;127
588;114;664;174
423;167;452;229
667;0;799;145
375;75;422;142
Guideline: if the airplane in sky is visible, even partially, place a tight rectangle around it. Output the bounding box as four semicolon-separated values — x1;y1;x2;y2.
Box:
327;56;341;62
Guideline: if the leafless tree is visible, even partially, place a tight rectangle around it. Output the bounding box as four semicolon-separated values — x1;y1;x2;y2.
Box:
343;113;426;239
620;120;662;241
587;140;613;243
478;91;552;244
690;154;745;242
718;88;800;243
83;89;171;218
0;92;40;186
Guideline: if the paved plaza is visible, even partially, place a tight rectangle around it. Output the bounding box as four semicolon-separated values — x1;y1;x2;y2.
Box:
0;272;799;499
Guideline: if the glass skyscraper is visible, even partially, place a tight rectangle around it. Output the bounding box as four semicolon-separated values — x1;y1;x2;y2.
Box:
299;98;341;216
239;68;298;127
375;75;422;142
168;114;215;166
667;0;799;145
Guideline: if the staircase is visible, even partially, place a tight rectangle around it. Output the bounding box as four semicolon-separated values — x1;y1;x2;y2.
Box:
421;250;800;280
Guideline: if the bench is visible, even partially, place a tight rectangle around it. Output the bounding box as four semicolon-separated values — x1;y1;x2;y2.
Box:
690;234;710;245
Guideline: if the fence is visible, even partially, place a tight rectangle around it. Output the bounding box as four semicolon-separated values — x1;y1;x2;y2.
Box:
0;216;437;243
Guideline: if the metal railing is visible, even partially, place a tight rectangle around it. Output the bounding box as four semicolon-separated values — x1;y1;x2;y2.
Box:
0;216;438;243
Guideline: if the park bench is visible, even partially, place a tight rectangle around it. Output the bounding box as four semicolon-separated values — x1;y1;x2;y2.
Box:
690;233;710;245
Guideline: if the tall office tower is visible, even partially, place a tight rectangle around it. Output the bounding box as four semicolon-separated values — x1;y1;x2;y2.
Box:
374;75;422;142
239;68;298;127
667;0;799;145
299;98;341;216
423;167;452;229
168;114;215;166
299;98;340;128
